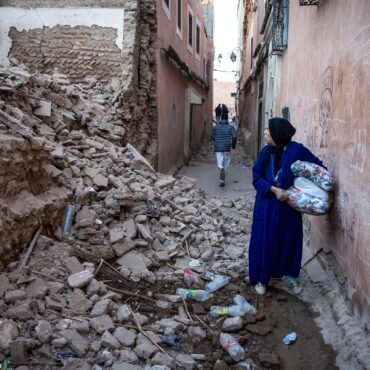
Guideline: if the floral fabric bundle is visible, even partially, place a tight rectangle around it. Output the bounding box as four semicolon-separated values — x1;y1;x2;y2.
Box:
291;161;336;191
285;186;330;215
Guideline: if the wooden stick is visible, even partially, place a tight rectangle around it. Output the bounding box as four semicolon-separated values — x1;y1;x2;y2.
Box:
17;226;42;274
105;285;155;302
181;296;193;322
31;269;64;283
194;314;210;329
129;306;181;367
185;240;191;258
94;258;104;277
162;196;183;212
180;229;194;246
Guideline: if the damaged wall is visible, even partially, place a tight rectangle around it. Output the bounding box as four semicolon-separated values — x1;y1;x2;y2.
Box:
0;7;124;83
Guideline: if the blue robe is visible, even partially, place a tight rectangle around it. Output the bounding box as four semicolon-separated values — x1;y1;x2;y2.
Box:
248;141;324;285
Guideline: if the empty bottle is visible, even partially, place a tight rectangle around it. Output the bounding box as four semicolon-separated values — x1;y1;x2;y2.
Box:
233;295;257;315
205;274;230;292
210;306;229;317
176;288;212;301
211;304;250;318
183;269;202;288
61;204;76;237
219;333;245;362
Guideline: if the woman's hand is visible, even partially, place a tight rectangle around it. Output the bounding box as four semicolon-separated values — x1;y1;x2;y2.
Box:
270;186;288;201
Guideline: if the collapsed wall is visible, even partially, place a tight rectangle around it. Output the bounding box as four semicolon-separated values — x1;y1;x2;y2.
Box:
0;0;159;164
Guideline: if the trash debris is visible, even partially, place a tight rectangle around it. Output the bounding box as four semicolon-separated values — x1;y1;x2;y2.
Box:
282;332;297;345
61;204;76;237
176;288;212;301
205;274;230;292
161;335;181;351
219;333;245;362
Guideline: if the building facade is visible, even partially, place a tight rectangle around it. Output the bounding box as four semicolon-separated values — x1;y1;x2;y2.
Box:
156;0;214;173
238;0;370;328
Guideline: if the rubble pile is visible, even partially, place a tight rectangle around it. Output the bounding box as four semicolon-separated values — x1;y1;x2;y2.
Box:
0;66;262;370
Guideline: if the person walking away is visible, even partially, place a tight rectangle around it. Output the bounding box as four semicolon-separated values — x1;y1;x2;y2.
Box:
215;104;222;122
211;112;237;187
248;117;325;295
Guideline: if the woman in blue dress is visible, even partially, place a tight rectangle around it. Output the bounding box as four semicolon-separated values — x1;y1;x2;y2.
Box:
248;118;324;295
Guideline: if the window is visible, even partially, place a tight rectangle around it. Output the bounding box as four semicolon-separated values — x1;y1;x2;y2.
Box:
188;6;193;52
162;0;170;20
177;0;182;37
195;20;201;57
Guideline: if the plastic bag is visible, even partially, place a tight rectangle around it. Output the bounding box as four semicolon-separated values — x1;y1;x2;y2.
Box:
291;161;336;191
293;177;329;201
285;186;330;215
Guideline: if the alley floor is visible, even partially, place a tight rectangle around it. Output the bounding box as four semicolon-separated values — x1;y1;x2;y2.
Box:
178;137;370;370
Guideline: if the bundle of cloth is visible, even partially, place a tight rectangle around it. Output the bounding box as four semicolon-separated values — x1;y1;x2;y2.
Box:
285;161;336;215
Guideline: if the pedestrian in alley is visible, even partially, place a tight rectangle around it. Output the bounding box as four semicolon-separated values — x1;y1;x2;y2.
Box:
215;103;222;122
211;111;237;187
248;117;325;295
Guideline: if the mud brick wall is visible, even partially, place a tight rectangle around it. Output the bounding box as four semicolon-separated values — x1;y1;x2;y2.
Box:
8;25;122;83
0;134;71;271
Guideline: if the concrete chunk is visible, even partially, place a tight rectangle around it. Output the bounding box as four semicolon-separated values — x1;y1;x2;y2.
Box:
59;329;89;357
113;327;136;347
101;330;120;349
68;270;93;288
35;320;52;343
0;319;19;350
91;315;114;334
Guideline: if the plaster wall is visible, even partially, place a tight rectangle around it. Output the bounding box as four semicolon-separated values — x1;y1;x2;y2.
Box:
156;0;213;173
279;0;370;328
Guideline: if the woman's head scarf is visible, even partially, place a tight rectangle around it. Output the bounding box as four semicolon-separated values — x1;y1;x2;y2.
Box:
262;118;296;178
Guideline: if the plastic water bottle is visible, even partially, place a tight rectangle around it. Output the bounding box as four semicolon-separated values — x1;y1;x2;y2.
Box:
61;204;75;237
183;269;202;288
210;306;229;317
176;288;212;302
233;295;257;315
219;333;245;362
205;274;230;292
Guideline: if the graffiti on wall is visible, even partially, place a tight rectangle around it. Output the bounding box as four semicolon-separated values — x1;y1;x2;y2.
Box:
319;66;333;148
346;128;367;173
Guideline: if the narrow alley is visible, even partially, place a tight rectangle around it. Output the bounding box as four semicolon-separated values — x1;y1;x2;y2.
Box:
0;0;370;370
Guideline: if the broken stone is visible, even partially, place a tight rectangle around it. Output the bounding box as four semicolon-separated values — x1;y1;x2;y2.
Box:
111;363;143;370
118;348;138;363
91;315;114;334
122;219;137;239
26;277;49;299
93;174;108;187
134;341;158;359
222;317;244;332
109;228;125;244
5;289;26;304
35;320;52;343
45;296;65;311
112;237;135;257
151;352;176;368
246;324;271;337
176;353;196;370
71;318;90;334
0;274;10;297
9;340;28;363
101;330;120;350
113;327;136;347
0;319;19;350
187;326;207;338
137;222;153;241
257;351;280;369
59;329;89;357
156;300;173;310
6;301;34;320
68;270;93;288
75;207;96;228
86;279;101;297
69;289;92;314
116;304;132;323
62;358;92;370
52;337;68;348
90;299;111;317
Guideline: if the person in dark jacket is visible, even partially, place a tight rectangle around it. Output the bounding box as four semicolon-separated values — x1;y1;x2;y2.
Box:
215;104;222;122
211;112;237;186
249;117;325;295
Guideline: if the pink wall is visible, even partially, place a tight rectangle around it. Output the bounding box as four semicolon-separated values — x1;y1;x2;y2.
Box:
279;0;370;327
156;0;214;173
